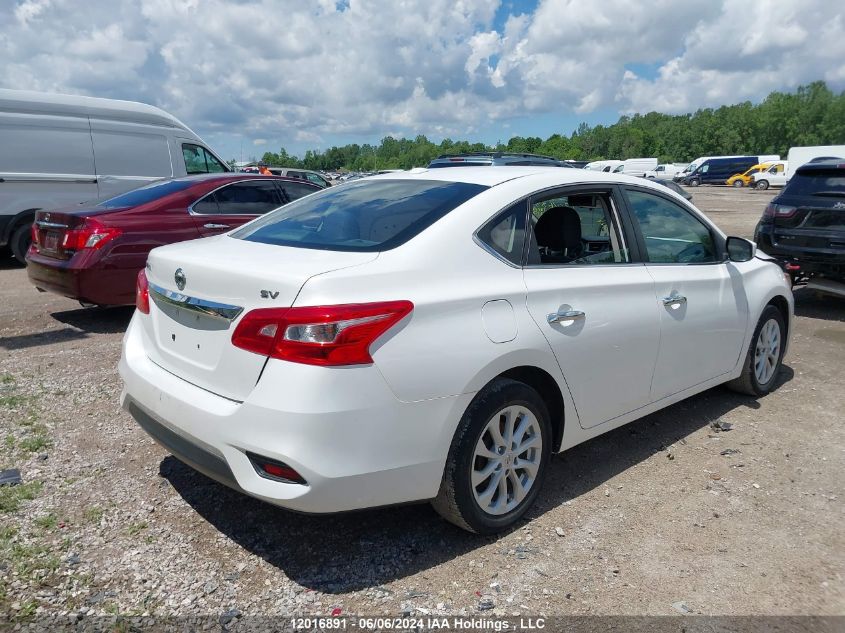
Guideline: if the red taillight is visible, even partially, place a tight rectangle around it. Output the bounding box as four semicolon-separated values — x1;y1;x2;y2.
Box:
231;300;413;366
136;269;150;314
61;219;121;251
763;203;796;220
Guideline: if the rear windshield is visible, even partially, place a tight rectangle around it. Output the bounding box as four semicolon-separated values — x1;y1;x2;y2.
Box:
232;179;487;251
786;170;845;197
97;179;193;208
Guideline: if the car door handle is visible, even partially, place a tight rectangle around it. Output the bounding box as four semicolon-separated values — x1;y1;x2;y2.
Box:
662;294;687;306
547;310;585;324
203;223;230;229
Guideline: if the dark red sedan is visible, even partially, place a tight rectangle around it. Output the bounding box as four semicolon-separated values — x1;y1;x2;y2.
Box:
27;174;320;306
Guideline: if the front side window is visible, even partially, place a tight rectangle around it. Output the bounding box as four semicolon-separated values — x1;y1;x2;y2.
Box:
625;189;717;263
527;191;629;265
305;172;327;186
278;181;319;202
476;201;526;265
182;144;227;174
232;179;487;252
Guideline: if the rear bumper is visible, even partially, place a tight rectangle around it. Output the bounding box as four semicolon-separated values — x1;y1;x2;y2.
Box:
26;252;135;305
755;225;845;280
119;313;472;514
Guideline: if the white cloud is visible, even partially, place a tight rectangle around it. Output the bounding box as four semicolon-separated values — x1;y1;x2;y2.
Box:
616;3;845;114
0;0;841;156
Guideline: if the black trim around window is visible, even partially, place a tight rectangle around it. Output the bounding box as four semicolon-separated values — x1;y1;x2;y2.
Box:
619;185;728;265
521;183;645;267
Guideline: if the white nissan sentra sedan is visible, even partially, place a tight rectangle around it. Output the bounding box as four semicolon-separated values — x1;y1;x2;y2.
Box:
119;167;793;533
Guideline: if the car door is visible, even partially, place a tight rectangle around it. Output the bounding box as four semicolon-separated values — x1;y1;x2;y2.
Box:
522;185;662;429
191;180;284;237
622;186;749;401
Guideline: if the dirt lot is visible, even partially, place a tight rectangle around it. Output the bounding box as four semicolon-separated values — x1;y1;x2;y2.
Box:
0;186;843;624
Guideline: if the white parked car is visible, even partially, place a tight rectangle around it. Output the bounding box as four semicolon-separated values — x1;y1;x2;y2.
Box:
120;167;793;533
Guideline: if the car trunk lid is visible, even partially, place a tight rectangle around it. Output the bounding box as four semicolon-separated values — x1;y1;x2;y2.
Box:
142;235;377;401
31;208;121;260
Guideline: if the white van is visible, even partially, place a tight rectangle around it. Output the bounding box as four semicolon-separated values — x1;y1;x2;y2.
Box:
785;146;845;180
611;157;658;177
584;160;623;172
751;161;788;190
644;163;688;179
0;90;229;262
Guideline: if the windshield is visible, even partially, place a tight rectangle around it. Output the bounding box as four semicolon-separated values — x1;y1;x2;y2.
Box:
97;179;194;208
232;179;488;251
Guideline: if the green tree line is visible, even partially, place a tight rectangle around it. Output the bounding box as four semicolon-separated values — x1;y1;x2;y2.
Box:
255;81;845;171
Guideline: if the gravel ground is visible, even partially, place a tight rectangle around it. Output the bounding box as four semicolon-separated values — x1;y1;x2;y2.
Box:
0;185;843;625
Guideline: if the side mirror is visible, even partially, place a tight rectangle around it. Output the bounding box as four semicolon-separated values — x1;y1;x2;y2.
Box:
726;236;756;262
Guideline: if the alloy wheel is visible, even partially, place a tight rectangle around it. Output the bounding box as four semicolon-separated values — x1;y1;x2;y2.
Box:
471;405;543;516
754;318;781;385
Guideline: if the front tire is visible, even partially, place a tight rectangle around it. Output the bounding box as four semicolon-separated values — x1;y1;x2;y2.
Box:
727;305;786;396
431;379;551;534
688;178;700;187
755;180;770;190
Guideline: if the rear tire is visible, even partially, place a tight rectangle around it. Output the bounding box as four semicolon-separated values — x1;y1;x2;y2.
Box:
755;180;770;190
726;305;785;396
431;379;551;534
10;223;32;264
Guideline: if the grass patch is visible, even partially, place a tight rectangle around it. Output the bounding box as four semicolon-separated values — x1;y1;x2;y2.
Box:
33;513;57;530
0;481;42;513
85;506;104;524
0;394;27;408
4;434;14;450
18;431;51;454
1;373;14;385
127;522;148;537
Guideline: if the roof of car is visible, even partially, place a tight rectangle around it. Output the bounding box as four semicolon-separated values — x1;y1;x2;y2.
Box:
366;165;658;188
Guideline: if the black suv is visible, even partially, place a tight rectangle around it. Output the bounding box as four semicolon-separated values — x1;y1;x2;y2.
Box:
754;159;845;285
428;152;573;168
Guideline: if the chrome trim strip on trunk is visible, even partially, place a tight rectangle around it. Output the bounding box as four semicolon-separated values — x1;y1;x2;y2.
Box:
149;282;243;322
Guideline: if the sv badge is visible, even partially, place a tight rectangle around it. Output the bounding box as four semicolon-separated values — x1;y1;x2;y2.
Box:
260;290;280;299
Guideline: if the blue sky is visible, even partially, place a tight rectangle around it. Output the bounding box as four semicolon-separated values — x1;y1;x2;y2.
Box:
2;0;843;162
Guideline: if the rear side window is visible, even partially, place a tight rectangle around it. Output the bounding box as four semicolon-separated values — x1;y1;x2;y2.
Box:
0;124;94;174
785;169;845;196
97;179;193;208
233;179;487;251
182;144;227;174
477;201;527;265
92;131;172;177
